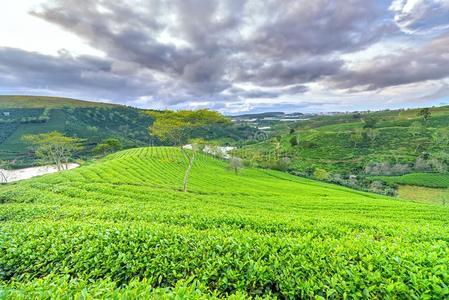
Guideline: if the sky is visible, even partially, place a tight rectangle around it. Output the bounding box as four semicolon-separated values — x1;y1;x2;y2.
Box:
0;0;449;114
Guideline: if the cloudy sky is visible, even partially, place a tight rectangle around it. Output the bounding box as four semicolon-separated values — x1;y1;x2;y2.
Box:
1;0;449;113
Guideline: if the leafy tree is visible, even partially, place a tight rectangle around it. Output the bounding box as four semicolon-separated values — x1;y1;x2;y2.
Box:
149;109;230;192
433;128;449;148
229;157;244;175
94;138;123;156
417;108;431;123
362;117;378;129
304;166;316;177
22;132;83;171
433;159;447;173
350;129;364;147
272;136;282;161
410;121;424;137
366;128;378;145
352;113;362;119
314;168;330;180
289;135;300;146
414;157;431;172
274;157;291;172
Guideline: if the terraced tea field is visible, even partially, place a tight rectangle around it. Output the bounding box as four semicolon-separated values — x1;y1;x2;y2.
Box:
373;173;449;188
1;147;449;298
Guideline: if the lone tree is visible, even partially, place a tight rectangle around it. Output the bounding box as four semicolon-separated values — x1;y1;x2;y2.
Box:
350;128;364;148
149;109;230;192
94;138;123;156
418;108;431;123
289;135;299;146
433;128;449;148
366;128;378;145
229;157;244;175
22;132;83;171
362;117;378;129
410;121;424;137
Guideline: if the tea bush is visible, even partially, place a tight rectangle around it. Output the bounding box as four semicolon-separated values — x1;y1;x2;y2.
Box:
1;147;449;298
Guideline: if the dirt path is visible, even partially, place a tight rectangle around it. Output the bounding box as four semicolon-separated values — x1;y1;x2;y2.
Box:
0;163;79;183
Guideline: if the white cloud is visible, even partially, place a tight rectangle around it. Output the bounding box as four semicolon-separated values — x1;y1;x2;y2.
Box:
0;0;448;113
390;0;449;34
0;0;103;56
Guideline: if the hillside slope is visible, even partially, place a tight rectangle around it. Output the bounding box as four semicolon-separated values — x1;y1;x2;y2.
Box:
0;95;117;108
0;96;253;168
240;106;449;174
1;147;449;298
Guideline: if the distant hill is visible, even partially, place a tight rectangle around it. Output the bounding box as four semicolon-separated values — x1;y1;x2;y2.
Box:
233;105;449;201
0;97;154;167
0;95;117;109
0;95;254;168
238;105;449;174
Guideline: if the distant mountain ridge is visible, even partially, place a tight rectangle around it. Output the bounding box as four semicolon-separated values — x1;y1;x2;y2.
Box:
0;95;119;109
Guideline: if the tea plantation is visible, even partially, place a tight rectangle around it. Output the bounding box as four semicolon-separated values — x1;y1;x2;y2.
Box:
1;147;449;299
372;173;449;188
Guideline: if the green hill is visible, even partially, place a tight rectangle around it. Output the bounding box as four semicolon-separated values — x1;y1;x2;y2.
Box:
372;173;449;189
0;96;154;167
1;147;449;298
0;96;253;168
0;95;117;108
239;106;449;176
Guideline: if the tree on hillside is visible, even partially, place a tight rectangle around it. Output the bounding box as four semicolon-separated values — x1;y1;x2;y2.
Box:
433;128;449;148
362;117;378;129
94;138;123;156
273;136;282;160
274;157;291;172
289;135;299;146
229;157;244;175
148;109;230;192
410;121;424;137
417;108;431;123
350;129;364;148
366;128;378;145
22;132;83;171
314;168;330;180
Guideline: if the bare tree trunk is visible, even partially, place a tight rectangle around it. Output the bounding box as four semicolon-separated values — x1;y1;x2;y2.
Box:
48;149;60;171
183;150;195;192
64;156;69;170
0;170;7;183
56;156;62;171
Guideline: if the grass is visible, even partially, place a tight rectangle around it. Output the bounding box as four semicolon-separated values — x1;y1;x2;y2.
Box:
397;185;449;205
0;95;117;108
372;173;449;188
1;147;449;298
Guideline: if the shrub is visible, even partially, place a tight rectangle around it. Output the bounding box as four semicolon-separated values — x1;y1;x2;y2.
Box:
289;136;299;146
313;168;329;180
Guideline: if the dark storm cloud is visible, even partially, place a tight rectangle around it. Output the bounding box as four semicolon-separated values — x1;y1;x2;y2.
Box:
26;0;392;105
0;47;156;101
243;0;395;57
333;34;449;91
2;0;448;111
235;58;344;87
